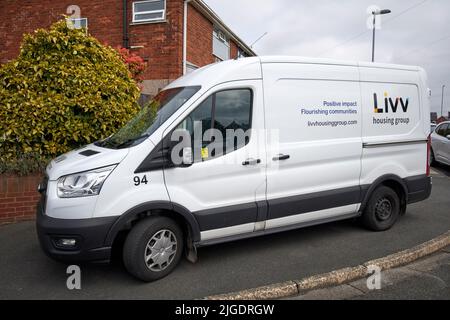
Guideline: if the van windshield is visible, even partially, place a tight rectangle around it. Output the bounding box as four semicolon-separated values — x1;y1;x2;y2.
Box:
97;86;200;149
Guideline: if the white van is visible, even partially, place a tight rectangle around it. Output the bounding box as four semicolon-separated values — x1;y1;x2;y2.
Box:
37;57;432;282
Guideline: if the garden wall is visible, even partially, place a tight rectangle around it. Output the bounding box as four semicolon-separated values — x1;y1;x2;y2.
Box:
0;174;42;225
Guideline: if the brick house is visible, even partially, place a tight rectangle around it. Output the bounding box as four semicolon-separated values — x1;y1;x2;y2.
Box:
0;0;255;95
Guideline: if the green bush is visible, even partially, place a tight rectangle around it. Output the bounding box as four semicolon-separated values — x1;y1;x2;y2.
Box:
0;19;140;173
0;152;49;176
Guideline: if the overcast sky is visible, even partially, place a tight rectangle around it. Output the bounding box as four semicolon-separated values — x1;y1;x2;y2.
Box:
204;0;450;115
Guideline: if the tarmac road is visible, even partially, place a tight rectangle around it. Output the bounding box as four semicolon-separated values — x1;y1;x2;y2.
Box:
0;165;449;300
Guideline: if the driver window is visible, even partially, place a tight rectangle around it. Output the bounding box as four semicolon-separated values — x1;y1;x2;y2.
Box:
176;88;252;162
179;95;213;140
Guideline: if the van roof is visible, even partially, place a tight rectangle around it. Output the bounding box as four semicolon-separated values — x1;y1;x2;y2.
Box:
167;56;421;90
259;56;421;71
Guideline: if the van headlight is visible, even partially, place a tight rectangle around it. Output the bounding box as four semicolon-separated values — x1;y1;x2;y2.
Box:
57;165;116;198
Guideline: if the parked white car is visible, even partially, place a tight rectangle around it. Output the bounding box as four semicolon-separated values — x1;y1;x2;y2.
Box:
431;123;437;132
431;121;450;166
36;56;432;282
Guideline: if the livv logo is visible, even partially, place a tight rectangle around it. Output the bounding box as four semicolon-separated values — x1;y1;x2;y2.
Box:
373;92;409;114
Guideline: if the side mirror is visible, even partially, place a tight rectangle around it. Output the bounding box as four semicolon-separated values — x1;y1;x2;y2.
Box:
446;135;450;140
182;147;193;166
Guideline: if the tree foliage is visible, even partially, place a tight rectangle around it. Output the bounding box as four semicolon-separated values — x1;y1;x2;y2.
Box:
0;19;140;169
116;47;147;84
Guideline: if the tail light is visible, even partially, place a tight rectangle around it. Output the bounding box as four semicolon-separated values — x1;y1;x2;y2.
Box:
426;133;431;177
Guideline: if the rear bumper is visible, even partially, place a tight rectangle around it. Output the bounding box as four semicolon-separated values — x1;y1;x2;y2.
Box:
406;175;432;204
36;202;118;263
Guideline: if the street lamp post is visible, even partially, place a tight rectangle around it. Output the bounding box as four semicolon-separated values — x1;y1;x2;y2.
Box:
371;9;391;62
441;85;446;118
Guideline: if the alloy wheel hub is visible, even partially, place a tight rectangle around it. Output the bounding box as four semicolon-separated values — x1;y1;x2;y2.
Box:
144;229;177;272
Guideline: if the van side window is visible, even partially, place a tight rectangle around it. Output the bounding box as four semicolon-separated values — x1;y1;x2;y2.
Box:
214;90;252;155
177;89;252;161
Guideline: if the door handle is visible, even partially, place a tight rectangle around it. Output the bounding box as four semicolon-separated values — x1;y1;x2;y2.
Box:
242;158;261;166
273;154;290;161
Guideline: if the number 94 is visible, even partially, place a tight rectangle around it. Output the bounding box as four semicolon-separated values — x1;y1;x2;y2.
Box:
133;175;148;186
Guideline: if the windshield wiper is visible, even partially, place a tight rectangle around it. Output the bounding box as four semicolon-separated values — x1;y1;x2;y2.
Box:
115;134;150;149
95;138;115;148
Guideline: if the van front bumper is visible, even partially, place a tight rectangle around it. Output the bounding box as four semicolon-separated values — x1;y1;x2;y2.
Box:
36;202;118;263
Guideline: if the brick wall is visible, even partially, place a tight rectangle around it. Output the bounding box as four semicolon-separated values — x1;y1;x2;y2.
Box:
0;0;247;95
0;0;183;83
230;41;239;60
127;0;184;81
0;174;42;225
0;0;123;64
186;3;240;67
186;3;215;67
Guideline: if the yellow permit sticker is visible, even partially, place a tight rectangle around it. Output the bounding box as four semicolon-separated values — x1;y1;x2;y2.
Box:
201;147;209;159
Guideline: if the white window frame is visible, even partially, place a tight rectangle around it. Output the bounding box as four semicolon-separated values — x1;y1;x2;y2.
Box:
132;0;166;23
69;18;88;30
212;28;230;61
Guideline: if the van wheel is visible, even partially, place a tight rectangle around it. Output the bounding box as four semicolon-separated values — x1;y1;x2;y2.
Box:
123;216;183;282
361;186;400;231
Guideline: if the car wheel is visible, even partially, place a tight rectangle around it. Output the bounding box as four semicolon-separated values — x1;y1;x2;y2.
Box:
430;148;436;166
361;186;400;231
123;216;183;282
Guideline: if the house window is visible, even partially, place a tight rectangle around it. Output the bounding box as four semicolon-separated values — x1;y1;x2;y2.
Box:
237;48;248;59
213;29;230;61
69;18;88;30
132;0;166;23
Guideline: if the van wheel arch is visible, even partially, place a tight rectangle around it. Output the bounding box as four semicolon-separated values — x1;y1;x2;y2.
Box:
361;175;408;215
104;201;201;250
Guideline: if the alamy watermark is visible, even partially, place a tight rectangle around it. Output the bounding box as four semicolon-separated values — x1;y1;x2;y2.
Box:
66;265;81;290
66;5;82;29
167;124;280;169
366;264;382;290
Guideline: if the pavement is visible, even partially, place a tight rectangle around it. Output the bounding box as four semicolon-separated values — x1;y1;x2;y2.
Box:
0;164;449;300
287;246;450;300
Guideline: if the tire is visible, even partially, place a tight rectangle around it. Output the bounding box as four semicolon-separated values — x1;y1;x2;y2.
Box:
361;186;400;231
123;216;184;282
430;148;436;166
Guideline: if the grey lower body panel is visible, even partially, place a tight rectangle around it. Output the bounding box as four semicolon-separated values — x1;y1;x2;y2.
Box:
194;174;432;247
196;212;359;247
193;185;363;232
